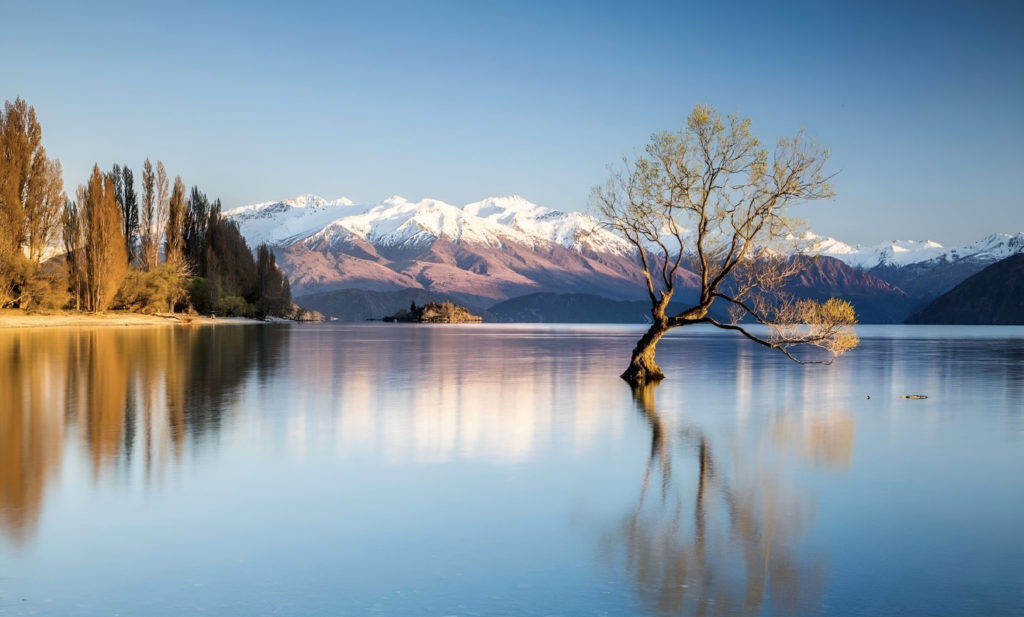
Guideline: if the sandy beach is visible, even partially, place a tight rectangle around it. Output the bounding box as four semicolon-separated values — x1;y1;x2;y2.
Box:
0;309;264;329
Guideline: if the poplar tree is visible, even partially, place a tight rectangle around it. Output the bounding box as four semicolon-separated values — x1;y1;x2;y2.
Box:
0;98;67;306
107;164;123;208
62;198;83;310
139;158;156;269
185;186;209;273
80;165;127;311
23;152;65;264
0;98;39;268
166;175;186;266
155;161;169;263
120;165;138;265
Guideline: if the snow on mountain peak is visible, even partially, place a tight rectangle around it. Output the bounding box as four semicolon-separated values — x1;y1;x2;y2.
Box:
224;194;361;247
463;195;550;228
944;232;1024;261
805;236;946;268
807;232;1024;269
226;193;635;256
281;194;355;209
345;197;469;247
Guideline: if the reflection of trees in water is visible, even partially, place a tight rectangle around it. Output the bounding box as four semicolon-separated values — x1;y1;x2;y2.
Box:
771;410;855;471
605;384;839;617
0;333;67;545
0;325;283;544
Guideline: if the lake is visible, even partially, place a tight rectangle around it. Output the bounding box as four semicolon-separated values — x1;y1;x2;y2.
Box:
1;323;1022;616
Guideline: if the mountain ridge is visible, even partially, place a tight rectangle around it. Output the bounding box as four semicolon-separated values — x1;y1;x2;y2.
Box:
228;194;1023;270
224;194;1023;323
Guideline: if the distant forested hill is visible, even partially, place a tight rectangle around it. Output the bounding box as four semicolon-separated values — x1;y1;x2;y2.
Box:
906;254;1024;324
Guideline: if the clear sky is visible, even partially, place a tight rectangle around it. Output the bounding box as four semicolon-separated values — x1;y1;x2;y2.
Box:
3;0;1022;245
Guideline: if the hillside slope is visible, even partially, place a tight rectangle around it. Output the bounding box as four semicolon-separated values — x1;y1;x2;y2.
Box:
786;256;917;323
907;254;1024;324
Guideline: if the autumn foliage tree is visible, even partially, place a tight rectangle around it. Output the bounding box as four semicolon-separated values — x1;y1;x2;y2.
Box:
3;96;298;318
0;98;39;273
0;98;67;308
110;163;188;313
79;165;127;311
595;104;858;386
23;155;64;265
62;197;83;310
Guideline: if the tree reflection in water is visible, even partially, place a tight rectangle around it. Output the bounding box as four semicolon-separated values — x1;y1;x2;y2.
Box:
606;383;852;617
0;325;285;544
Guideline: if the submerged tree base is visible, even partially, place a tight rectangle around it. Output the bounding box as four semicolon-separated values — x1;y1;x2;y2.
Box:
620;323;668;387
621;362;665;387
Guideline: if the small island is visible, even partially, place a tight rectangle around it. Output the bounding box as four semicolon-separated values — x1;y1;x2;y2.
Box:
383;301;483;323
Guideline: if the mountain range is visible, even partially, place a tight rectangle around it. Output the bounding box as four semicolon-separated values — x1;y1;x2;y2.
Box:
225;194;1024;323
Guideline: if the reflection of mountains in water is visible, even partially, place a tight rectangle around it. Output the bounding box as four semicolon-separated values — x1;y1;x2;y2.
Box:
0;326;286;544
255;326;635;464
251;327;863;472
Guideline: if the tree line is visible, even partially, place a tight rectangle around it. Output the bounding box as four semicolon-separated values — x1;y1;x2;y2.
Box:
0;98;291;317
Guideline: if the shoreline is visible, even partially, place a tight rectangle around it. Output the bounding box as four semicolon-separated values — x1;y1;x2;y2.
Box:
0;309;267;329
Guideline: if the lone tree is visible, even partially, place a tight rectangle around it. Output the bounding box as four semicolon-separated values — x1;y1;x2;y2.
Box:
595;104;858;386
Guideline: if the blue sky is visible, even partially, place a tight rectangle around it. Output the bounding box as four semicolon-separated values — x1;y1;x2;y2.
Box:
3;0;1022;245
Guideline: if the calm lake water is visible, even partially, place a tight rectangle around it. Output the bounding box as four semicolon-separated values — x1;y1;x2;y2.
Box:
1;323;1022;616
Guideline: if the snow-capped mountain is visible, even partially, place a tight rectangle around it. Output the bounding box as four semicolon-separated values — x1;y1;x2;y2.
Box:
225;194;1022;322
942;233;1024;263
229;193;1022;272
809;233;1024;270
805;232;1024;301
225;194;656;303
225;194;632;257
225;194;359;247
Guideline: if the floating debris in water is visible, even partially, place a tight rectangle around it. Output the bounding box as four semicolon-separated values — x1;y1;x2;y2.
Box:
901;394;928;399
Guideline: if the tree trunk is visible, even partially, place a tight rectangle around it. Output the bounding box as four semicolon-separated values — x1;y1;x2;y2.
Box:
621;322;668;386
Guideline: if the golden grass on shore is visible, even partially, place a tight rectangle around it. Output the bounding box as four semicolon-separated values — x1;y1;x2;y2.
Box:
0;309;263;329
